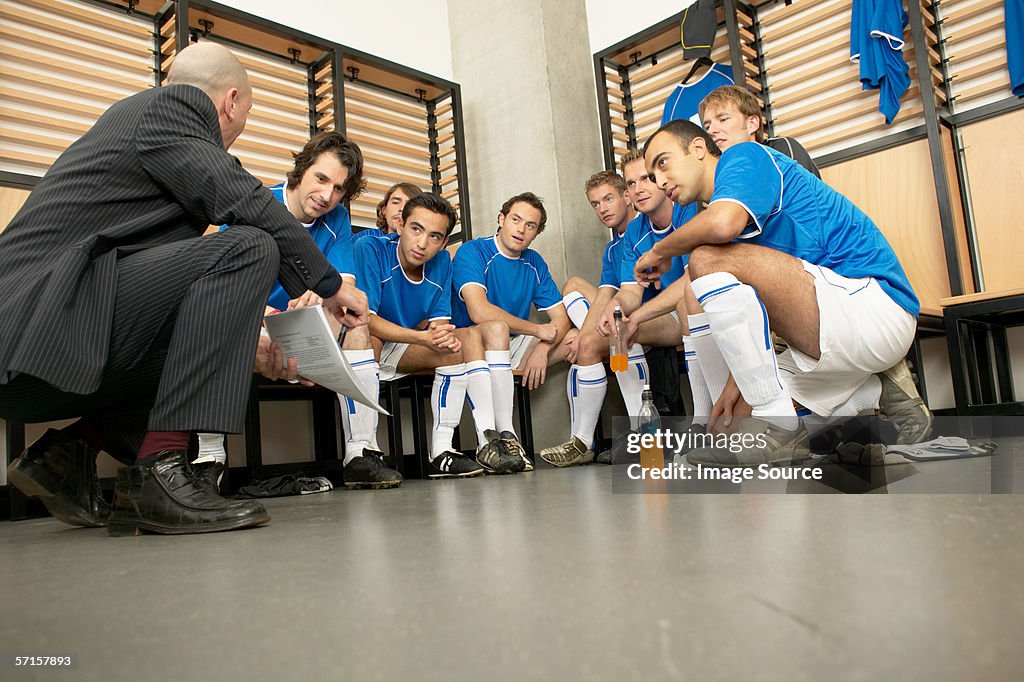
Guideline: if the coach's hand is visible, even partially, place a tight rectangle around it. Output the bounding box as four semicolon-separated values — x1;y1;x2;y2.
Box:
324;279;368;329
521;344;549;390
634;249;671;289
253;335;314;386
288;290;323;310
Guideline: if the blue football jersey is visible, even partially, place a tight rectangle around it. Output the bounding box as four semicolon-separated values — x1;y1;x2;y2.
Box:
1008;0;1024;96
850;0;911;124
599;231;628;290
618;203;695;301
660;62;734;127
221;181;355;311
354;235;452;329
711;142;919;316
451;235;562;329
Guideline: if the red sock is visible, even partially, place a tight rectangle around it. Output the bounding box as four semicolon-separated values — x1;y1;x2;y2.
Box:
137;431;190;461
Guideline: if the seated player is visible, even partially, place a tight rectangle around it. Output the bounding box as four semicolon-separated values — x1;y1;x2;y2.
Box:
699;84;931;437
540;152;690;467
356;193;521;477
199;131;400;491
636;120;926;466
374;183;423;236
451;192;572;471
554;170;648;465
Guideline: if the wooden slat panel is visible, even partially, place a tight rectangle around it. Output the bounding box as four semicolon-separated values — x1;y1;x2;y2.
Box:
802;103;924;150
608;101;627;114
441;187;459;200
761;0;850;42
0;128;73;152
0;105;90;136
345;86;426;117
766;35;848;75
945;13;1004;44
242;120;309;147
0;45;150;90
941;0;1001;25
0;4;153;58
17;0;152;38
0;147;56;168
343;117;429;146
947;33;1005;63
439;159;458;174
345;101;428;132
436;130;456;146
953;75;1012;102
237;51;309;84
439;174;458;188
247;70;307;100
778;87;920;138
347;133;430;159
951;58;1008;83
361;149;430;175
1;65;124;104
0;25;151;77
628;58;686;86
231;136;296;159
435;102;453;118
0;85;106;119
362;167;431;186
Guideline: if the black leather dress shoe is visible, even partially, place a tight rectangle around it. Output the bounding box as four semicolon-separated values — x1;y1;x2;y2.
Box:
108;451;269;536
6;428;110;527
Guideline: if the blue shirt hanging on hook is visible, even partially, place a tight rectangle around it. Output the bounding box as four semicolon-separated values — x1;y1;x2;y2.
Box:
1008;0;1024;96
850;0;912;124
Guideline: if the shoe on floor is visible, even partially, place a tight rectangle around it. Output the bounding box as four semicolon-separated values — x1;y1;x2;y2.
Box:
539;436;595;468
427;451;485;479
108;451;270;536
476;430;521;474
343;450;402;489
190;461;226;496
7;428;110;528
878;359;933;444
498;430;531;472
687;417;810;468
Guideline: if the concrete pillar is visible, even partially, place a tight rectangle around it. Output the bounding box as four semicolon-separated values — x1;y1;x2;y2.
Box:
448;0;611;451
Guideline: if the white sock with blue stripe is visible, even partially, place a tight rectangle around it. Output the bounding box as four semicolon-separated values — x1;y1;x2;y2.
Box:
486;350;515;435
682;335;712;425
691;272;797;430
562;291;590;329
431;363;468;459
687;313;729;405
341;349;380;464
569;362;607;446
613;345;648;430
464;360;496;449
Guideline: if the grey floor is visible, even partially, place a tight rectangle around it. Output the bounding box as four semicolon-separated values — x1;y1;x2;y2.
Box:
3;460;1024;682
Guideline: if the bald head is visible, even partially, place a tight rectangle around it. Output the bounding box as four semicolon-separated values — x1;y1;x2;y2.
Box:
167;42;253;150
167;42;250;99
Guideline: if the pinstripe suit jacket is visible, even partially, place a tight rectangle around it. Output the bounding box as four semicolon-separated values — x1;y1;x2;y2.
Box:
0;84;340;394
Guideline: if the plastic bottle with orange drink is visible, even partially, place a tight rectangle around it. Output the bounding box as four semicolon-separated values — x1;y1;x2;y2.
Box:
638;386;665;470
609;305;627;373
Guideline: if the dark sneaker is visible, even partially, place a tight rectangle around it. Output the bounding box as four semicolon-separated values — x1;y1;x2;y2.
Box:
687;417;810;467
191;461;226;497
539;436;594;468
7;428;109;528
878;359;933;444
343;450;402;489
499;430;532;472
476;430;521;474
596;428;640;465
108;451;270;536
427;451;485;479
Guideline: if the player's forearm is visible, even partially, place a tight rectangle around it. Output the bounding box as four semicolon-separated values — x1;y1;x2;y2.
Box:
469;300;545;337
611;286;643;317
369;314;427;346
649;204;745;259
630;277;686;325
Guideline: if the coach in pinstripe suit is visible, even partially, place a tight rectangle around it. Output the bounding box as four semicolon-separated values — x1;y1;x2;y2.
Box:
0;43;367;536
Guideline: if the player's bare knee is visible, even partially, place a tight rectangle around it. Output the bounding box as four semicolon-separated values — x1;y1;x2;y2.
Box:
561;276;588;296
478;319;509;347
687;244;734;280
577;330;604;365
456;326;484;358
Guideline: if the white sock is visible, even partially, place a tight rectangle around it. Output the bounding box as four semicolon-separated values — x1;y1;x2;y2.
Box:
465;360;496;449
340;349;380;464
431;363;468;459
569;362;607;445
562;291;590;329
682;336;712;425
831;375;882;418
614;344;648;430
566;368;581;438
195;433;226;465
687;312;729;404
692;272;797;430
486;350;515;435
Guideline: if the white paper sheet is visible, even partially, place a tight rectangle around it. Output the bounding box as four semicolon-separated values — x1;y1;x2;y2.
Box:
262;306;389;415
